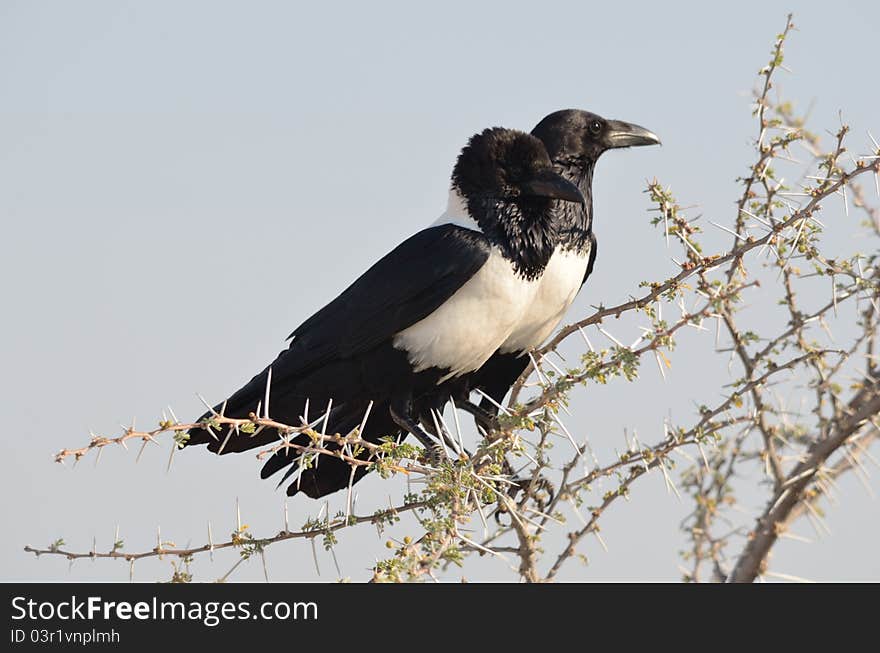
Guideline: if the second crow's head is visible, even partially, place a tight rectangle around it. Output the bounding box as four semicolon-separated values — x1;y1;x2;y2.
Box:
532;110;661;165
451;128;584;278
452;127;584;214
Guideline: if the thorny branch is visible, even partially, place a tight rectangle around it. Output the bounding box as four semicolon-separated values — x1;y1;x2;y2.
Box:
29;14;880;582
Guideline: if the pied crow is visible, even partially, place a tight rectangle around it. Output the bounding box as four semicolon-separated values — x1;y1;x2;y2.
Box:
272;110;661;499
184;127;584;476
467;110;661;419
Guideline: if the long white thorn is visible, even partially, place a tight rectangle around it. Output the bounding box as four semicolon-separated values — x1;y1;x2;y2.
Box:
663;206;670;247
710;220;748;241
196;393;219;417
320;399;333;436
577;326;595;352
217;425;234;455
263;367;273;419
654;351;667;381
449;398;466;456
346;465;356;521
357;400;374;435
166;437;177;473
469;490;489;539
475;388;511;416
456;530;509;562
430;409;451;459
527;351;550;386
550;412;582;456
596;325;624;348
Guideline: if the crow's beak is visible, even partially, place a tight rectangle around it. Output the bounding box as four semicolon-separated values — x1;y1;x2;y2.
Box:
521;170;584;204
604;120;662;149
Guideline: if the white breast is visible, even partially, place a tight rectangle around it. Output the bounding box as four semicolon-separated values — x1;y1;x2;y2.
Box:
499;247;590;354
393;247;540;382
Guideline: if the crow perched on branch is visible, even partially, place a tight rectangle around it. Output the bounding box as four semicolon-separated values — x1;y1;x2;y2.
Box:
467;110;660;416
263;110;660;498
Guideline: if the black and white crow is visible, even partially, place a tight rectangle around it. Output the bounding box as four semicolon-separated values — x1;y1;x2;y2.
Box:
275;110;660;498
467;110;661;416
184;127;584;479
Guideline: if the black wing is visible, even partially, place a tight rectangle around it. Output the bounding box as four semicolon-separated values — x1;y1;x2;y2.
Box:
186;224;490;450
286;224;490;367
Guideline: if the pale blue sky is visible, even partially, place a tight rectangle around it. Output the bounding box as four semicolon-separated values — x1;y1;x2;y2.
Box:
1;1;878;581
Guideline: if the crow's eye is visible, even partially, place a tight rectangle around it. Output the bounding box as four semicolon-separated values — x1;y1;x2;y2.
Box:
588;120;602;136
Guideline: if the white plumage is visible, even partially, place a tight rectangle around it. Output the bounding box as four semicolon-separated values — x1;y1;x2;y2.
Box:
499;246;590;353
394;190;539;381
430;188;481;232
394;248;539;380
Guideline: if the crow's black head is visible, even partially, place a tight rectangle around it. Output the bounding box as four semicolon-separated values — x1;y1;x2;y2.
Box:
532;110;660;164
452;127;583;206
451;128;584;279
529;110;660;252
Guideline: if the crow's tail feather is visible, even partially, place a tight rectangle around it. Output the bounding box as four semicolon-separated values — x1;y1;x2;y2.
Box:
261;400;405;499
